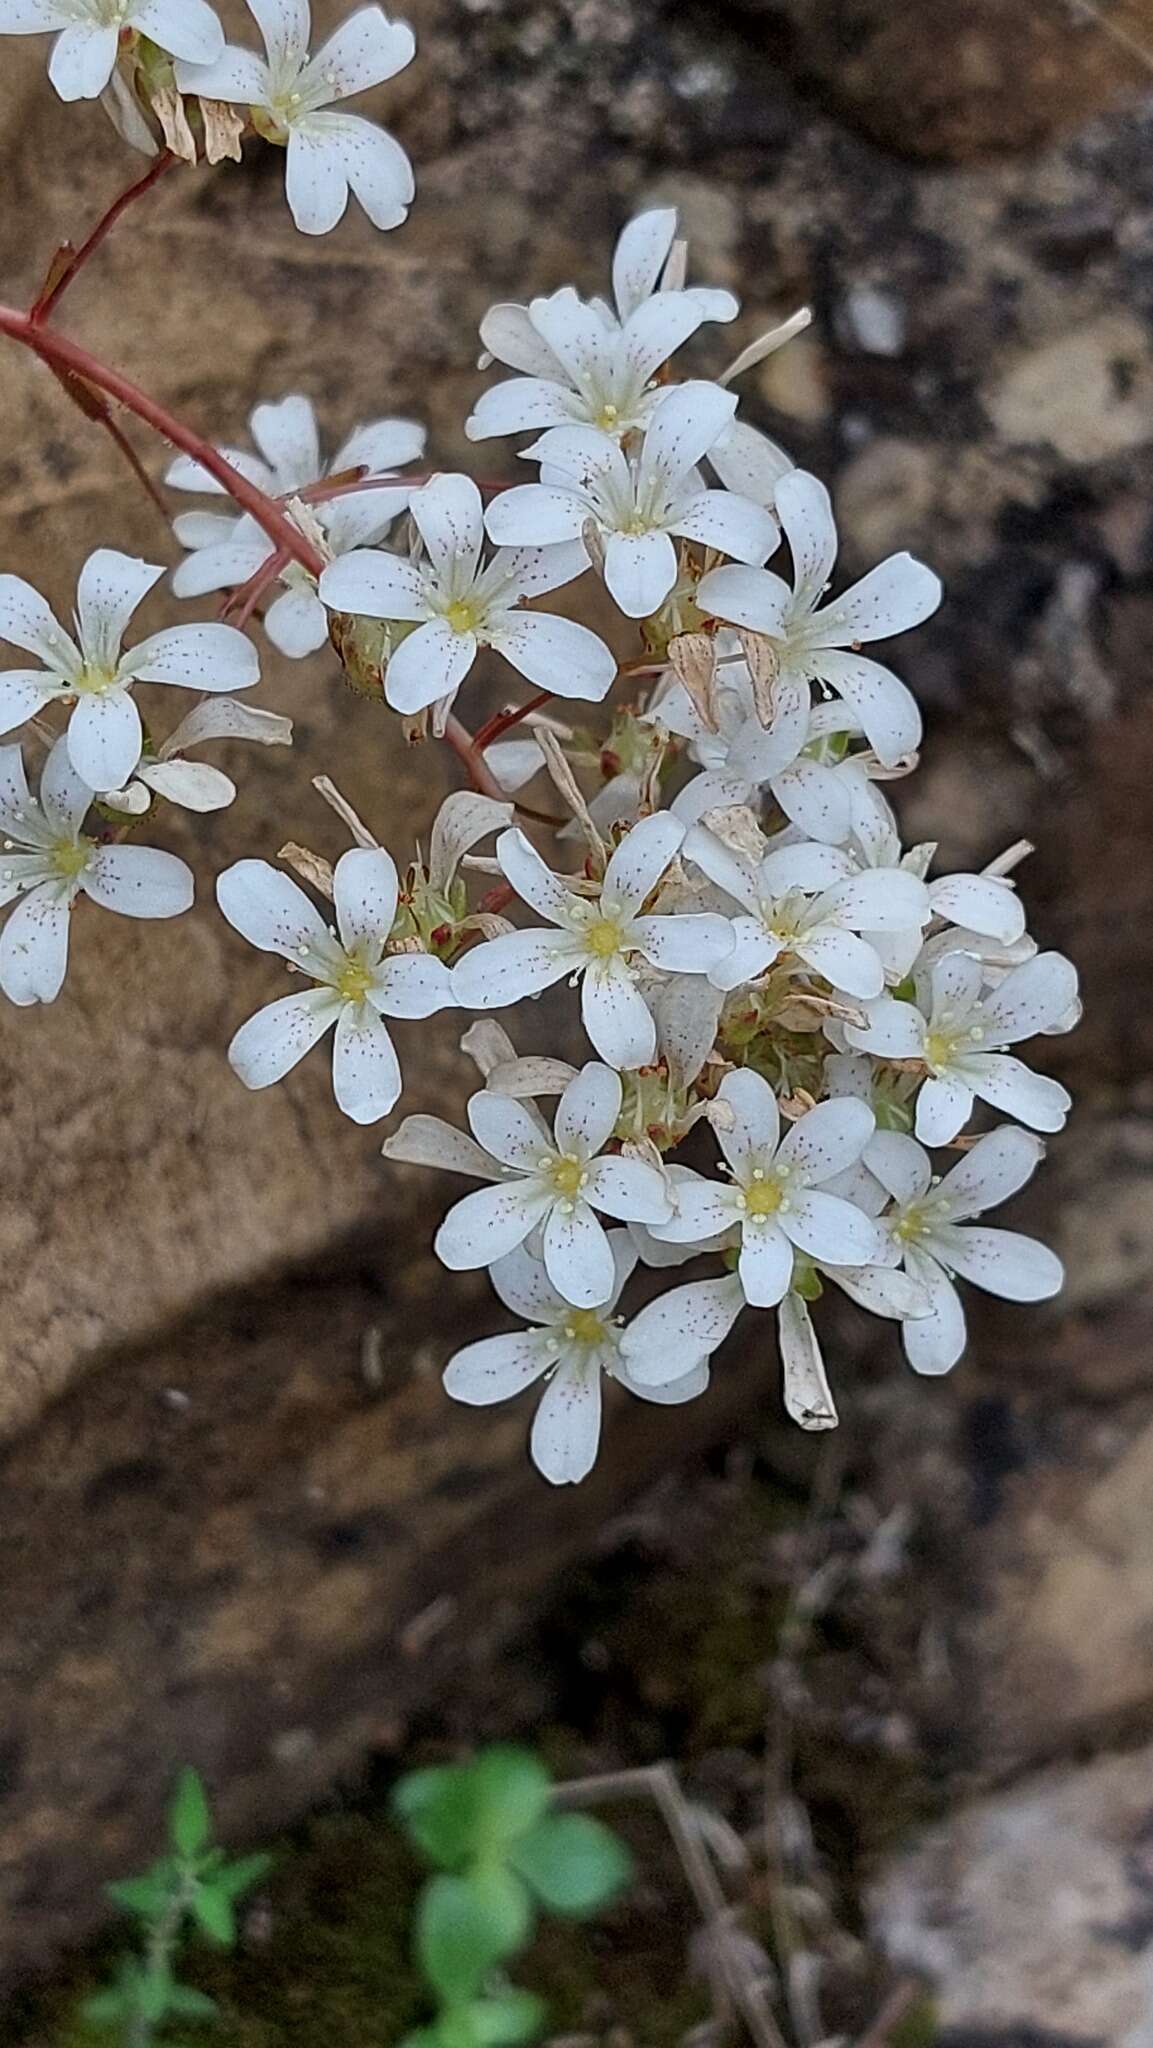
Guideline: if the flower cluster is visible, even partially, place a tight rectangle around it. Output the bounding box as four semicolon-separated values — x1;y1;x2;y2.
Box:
0;37;1078;1488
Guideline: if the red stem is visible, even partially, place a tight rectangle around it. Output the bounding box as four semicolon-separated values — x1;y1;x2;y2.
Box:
443;715;509;802
31;152;178;324
0;303;325;577
474;690;553;751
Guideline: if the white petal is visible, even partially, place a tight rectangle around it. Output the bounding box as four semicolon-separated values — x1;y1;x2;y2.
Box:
130;0;223;63
800;649;921;767
66;691;143;793
941;1225;1062;1302
640;380;737;490
864;1131;932;1206
333;845;398;954
620;288;725;383
484;483;587;548
173;45;273;96
779;1294;837;1430
76;548;162;669
901;1247;967;1375
936;1125;1045;1221
530;1361;602;1485
300;6;414;101
784;1189;882;1265
631;911;732;973
930;947;984;1018
527;287;614;399
584;1154;671;1225
171;539;271;599
542;1200;616;1307
384;618;475;715
453;927;573;1009
696;563;791;635
670;489;778;564
828;1264;931;1320
319;548;426;620
602;809;684;915
138;759;234;811
580;960;656;1069
444;1332;550;1405
682;825;760;912
216;857;338;972
435;1179;551;1270
0;744;43;843
772;759;852;844
708;916;777;992
284;121;350;235
930;873;1025;944
738;1220;794;1307
652;1175;738;1244
616;1357;710;1405
620;1273;744;1385
467;380;579;442
496;826;577;925
128;624;259;696
492;539;592;600
0;573;78;669
0;669;65;733
371;952;455;1019
0;886;71;1004
778;1096;875;1184
168;449;273;497
715;1066;780;1175
48;21;118;98
0;0;70;26
332;415;424;476
429;792;515;890
467;1089;549;1170
331;1003;402;1123
805;553;942;647
264;585;329;658
612;208;677;321
488;611;616;702
963;1053;1071;1133
775;470;839;615
981;951;1079;1043
247;0;310;68
602;529;678;619
825;867;930;932
381;1113;505;1180
484;738;545;794
227;988;341;1089
82;845;193;918
844;995;925;1059
555;1060;621;1157
796;927;884;1000
162;696;292;754
914;1074;975;1147
479;302;565;380
708;418;794;505
411;472;485;584
38;735;92;838
489;1243;568;1321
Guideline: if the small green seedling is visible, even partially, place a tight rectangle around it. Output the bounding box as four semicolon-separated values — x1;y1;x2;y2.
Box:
393;1746;632;2047
81;1767;271;2045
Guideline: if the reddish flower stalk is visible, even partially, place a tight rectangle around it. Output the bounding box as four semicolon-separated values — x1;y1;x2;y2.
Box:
31;150;179;324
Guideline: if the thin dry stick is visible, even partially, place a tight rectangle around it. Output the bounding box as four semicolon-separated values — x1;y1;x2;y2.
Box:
1058;0;1153;73
854;1978;920;2048
556;1763;790;2048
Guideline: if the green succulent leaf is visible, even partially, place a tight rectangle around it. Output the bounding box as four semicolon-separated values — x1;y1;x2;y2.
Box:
191;1883;236;1946
510;1813;632;1916
215;1850;273;1898
467;1860;532;1954
469;1749;552;1853
416;1871;517;2004
468;1989;547;2045
165;1982;220;2021
104;1871;174;1919
393;1764;478;1869
394;1748;554;1870
169;1768;212;1860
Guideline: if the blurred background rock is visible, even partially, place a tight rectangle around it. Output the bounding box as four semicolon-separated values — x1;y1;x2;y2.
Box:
2;2;1153;2037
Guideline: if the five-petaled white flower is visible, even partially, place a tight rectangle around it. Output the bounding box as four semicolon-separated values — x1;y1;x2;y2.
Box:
0;0;222;103
486;383;778;621
444;1234;716;1486
401;1062;672;1307
168;393;424;658
684;828;930;1001
650;1069;883;1304
844;947;1077;1145
0;549;260;796
452;815;734;1071
0;739;193;1006
175;0;415;236
658;657;853;844
696;468;941;767
865;1126;1064;1376
319;473;614;717
466;208;738;445
216;848;455;1124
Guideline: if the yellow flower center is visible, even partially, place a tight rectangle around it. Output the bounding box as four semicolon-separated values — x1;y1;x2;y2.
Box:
73;663;118;698
336;960;374;1004
562;1308;607;1346
596;402;621;430
584;916;623;959
50;839;90;882
445;599;479;635
742;1170;784;1218
893;1204;928;1244
549;1153;588;1199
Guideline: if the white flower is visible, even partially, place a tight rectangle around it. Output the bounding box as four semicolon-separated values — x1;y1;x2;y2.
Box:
658;655;853;844
318;473;614;717
466;207;737;444
216;847;455;1124
0;0;223;103
486;383;778;620
684;826;930;1001
0;549;259;795
406;1062;671;1307
845;948;1077;1144
175;0;415;235
0;739;193;1006
452;815;733;1071
866;1126;1064;1375
841;772;1027;979
168;393;424;658
444;1234;715;1486
651;1069;884;1304
101;696;293;816
696;469;941;767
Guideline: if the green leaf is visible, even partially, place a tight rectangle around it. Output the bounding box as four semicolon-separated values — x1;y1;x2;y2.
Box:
510;1813;632;1917
169;1768;212;1859
80;1985;130;2026
215;1851;273;1899
469;1749;552;1853
105;1872;174;1919
468;1990;547;2045
467;1862;532;1955
165;1983;220;2021
415;1872;517;2004
191;1883;236;1945
393;1765;478;1869
394;1749;553;1869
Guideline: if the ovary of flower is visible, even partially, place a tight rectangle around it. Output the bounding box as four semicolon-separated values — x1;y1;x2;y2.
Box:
443;1234;713;1485
696;468;941;768
0;550;260;796
216;848;455;1125
659;661;854;845
451;814;735;1072
0;0;223;103
167;394;424;658
649;1069;883;1306
318;472;615;716
684;826;930;1001
865;1125;1064;1376
0;739;193;1007
174;0;416;236
844;947;1078;1146
422;1062;672;1308
466;207;738;444
485;382;779;621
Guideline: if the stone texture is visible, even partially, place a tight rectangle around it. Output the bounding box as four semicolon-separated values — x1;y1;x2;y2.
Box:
871;1744;1153;2044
